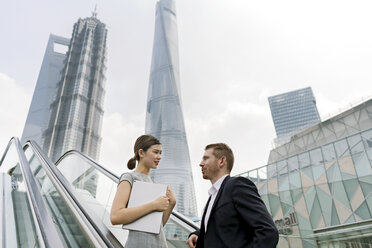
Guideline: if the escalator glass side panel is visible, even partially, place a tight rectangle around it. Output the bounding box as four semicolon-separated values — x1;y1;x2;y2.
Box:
57;154;128;245
1;142;40;248
164;218;195;242
23;146;95;248
1;173;18;248
57;152;199;246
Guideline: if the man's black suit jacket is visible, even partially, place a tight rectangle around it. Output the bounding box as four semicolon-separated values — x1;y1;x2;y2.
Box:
191;176;279;248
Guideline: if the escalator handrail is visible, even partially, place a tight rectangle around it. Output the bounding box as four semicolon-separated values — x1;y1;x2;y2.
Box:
56;149;119;182
0;138;13;248
27;140;124;248
1;173;6;247
1;137;65;248
0;137;13;168
56;149;200;230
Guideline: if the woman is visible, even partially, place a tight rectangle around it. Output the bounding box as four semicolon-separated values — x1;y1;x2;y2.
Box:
110;135;176;248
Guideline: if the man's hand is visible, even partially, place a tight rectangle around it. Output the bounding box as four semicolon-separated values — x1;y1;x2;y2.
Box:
186;234;198;248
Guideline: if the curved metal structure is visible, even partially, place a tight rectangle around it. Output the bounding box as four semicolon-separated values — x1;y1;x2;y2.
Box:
56;149;200;231
0;138;64;247
0;137;198;247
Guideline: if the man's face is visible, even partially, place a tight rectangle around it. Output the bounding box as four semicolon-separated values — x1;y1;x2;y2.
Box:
200;148;220;181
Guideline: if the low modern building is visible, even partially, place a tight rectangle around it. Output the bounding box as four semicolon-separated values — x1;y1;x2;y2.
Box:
239;97;372;248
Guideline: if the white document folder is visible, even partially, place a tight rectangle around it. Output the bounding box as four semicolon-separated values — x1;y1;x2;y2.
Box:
122;180;167;234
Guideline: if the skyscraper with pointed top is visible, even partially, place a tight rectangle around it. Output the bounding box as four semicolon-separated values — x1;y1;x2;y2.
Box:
146;0;198;217
42;10;108;162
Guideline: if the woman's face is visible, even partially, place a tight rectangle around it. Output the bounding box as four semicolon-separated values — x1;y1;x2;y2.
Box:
141;144;162;169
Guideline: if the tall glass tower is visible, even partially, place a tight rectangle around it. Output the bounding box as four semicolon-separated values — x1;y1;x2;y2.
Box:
268;87;321;145
21;34;70;147
43;11;107;163
146;0;198;217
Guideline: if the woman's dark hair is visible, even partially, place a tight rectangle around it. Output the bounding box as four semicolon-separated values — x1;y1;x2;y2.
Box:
127;135;161;170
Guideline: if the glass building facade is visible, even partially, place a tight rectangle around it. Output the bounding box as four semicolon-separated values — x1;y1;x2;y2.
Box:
21;34;70;147
43;12;107;162
145;0;198;218
239;98;372;248
268;87;321;145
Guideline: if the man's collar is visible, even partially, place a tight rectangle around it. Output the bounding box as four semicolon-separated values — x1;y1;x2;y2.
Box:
208;174;229;195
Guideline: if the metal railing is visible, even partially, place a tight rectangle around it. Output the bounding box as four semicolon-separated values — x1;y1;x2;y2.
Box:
320;93;372;122
28;140;123;248
1;137;199;247
56;149;200;232
0;137;64;247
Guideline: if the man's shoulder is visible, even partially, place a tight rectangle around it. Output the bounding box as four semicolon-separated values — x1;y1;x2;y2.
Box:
227;176;254;184
225;176;261;202
224;176;255;189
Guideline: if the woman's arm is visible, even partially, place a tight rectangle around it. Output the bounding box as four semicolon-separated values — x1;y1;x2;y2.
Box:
162;187;176;226
110;181;170;225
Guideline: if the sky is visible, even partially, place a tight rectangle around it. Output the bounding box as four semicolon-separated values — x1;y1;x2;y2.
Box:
1;0;372;216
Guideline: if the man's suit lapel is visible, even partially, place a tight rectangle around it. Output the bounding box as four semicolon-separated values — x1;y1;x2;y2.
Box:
196;196;211;247
200;196;211;232
205;175;230;232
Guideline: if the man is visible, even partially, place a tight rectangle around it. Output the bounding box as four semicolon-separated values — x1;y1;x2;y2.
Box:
187;143;278;248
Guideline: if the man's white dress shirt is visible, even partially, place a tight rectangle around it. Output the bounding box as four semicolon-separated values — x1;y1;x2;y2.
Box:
204;174;229;232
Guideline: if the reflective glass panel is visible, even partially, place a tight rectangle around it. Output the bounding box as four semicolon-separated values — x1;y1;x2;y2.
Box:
1;142;40;247
352;152;372;177
298;152;311;169
322;143;336;162
347;134;364;154
248;170;258;183
362;129;372;149
57;152;198;246
289;172;301;189
310;148;323;165
23;146;93;247
267;163;277;178
56;153;127;245
334;139;350;158
287;156;299;173
277;160;288;176
258;166;267;181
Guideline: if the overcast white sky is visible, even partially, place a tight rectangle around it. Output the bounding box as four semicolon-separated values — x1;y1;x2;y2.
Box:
1;0;372;215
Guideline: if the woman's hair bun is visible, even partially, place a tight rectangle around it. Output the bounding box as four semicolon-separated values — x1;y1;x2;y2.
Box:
127;157;136;170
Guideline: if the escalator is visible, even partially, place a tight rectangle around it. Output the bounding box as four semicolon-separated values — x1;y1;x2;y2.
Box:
0;137;198;247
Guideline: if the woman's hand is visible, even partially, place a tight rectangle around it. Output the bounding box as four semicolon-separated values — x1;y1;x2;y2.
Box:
166;186;176;206
153;196;170;211
161;187;177;225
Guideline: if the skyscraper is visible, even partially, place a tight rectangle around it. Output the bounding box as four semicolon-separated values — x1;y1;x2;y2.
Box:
43;11;107;162
268;87;321;145
21;34;70;146
146;0;198;217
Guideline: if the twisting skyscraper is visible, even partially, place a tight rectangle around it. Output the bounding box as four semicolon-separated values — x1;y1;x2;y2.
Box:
146;0;198;217
43;11;107;162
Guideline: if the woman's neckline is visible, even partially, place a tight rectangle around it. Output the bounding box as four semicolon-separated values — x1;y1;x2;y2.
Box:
133;170;150;176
